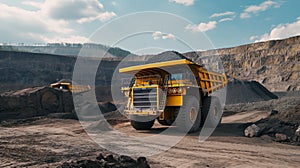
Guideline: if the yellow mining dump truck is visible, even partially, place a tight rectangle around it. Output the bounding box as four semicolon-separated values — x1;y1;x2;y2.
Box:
119;59;228;132
50;79;91;93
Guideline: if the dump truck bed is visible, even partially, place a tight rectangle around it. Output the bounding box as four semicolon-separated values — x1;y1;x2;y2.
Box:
119;59;228;95
119;59;193;74
197;68;227;94
50;82;91;93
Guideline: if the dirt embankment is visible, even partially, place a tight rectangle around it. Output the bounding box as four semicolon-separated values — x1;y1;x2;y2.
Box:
185;35;300;92
1;36;299;94
0;50;121;96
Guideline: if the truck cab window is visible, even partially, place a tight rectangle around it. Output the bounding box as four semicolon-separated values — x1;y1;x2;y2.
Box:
171;73;183;80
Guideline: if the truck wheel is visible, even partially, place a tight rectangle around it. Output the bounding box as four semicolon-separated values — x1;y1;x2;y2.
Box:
175;96;201;133
131;120;155;130
40;89;61;113
157;119;173;126
202;96;222;128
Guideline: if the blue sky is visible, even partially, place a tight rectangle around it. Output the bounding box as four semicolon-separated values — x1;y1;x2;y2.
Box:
0;0;299;54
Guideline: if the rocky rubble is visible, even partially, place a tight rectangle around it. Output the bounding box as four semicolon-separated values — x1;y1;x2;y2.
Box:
238;96;300;145
58;153;150;168
243;116;300;144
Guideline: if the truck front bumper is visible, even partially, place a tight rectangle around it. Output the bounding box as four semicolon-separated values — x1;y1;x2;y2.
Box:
124;109;163;116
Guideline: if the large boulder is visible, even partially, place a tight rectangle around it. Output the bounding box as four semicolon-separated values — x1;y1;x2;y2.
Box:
244;124;260;137
275;133;288;142
295;126;300;137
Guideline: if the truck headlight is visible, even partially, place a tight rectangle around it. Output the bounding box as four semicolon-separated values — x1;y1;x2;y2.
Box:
125;91;130;97
172;88;177;94
122;90;130;97
168;87;184;94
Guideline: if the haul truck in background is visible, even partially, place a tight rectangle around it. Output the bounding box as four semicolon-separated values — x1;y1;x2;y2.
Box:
119;59;228;133
50;79;91;93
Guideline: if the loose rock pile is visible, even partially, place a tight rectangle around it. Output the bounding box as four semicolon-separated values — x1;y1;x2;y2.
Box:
243;99;300;145
226;80;278;104
58;153;150;168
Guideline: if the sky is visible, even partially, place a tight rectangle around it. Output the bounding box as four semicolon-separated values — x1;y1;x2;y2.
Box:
0;0;299;54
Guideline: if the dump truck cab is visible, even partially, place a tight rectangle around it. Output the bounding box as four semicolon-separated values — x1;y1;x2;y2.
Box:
119;59;227;132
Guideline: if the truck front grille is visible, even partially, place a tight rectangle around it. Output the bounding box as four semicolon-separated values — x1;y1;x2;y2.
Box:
133;88;157;110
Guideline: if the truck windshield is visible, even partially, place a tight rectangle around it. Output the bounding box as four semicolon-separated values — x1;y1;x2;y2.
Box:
167;72;196;86
171;73;183;80
134;75;160;86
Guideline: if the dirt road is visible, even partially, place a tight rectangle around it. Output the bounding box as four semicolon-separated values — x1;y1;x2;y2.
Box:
0;110;299;167
117;110;300;167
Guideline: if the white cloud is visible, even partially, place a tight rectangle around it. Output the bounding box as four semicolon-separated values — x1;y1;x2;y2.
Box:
219;18;232;23
169;0;194;6
41;0;116;23
162;34;176;40
0;2;92;43
240;13;251;19
152;31;163;40
0;0;117;43
95;12;116;22
219;15;236;22
249;36;259;41
245;0;280;13
111;1;118;6
210;11;236;22
185;21;217;32
0;3;73;34
77;12;116;23
219;17;234;22
210;11;235;18
240;0;281;19
256;19;300;42
152;31;176;40
21;1;43;9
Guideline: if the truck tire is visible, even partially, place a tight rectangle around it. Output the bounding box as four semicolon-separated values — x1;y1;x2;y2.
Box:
39;89;61;113
202;96;222;128
175;96;201;133
157;119;173;126
131;120;155;130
